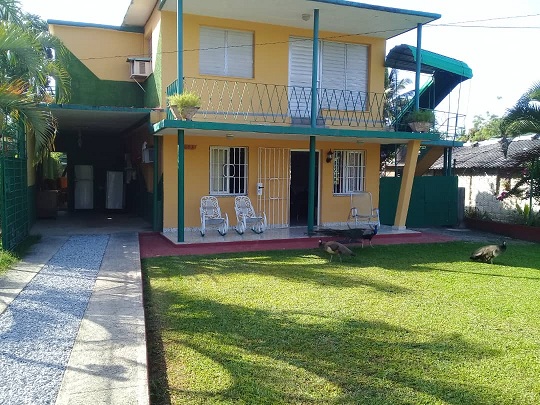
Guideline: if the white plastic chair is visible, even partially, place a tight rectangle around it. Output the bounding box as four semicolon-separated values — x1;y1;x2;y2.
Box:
200;196;229;236
234;196;267;234
347;192;380;229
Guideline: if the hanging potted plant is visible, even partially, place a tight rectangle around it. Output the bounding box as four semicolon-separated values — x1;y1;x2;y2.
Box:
404;109;436;133
167;91;202;120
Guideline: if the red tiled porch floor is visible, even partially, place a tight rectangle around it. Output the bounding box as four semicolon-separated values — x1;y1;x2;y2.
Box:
139;226;457;258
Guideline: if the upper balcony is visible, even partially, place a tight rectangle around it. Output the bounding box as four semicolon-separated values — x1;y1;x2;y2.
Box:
164;77;466;142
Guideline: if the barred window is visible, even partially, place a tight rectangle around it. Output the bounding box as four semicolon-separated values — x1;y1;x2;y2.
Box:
210;146;248;195
332;150;365;194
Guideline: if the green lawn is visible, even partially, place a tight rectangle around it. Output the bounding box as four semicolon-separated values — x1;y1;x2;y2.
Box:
142;241;540;405
0;235;40;276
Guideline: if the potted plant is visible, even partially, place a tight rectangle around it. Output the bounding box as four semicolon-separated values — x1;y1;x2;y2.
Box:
167;91;202;120
404;109;436;133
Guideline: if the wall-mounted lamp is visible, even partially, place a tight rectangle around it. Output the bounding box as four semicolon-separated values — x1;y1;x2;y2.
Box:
226;133;234;139
302;13;311;21
326;149;334;163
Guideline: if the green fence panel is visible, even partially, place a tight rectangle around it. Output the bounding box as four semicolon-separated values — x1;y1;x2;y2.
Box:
0;127;29;251
380;176;458;227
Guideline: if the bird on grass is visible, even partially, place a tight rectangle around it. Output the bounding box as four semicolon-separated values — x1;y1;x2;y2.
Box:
319;240;356;262
470;241;507;264
360;225;378;248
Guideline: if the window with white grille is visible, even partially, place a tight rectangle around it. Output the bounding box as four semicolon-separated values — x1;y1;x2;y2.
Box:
200;27;253;78
210;146;248;195
332;150;365;194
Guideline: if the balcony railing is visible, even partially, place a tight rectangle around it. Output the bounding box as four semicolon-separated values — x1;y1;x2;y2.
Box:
166;77;465;137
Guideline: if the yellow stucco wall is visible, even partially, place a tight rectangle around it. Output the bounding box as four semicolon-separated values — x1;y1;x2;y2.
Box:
155;11;386;229
158;12;386;108
162;134;380;229
49;25;146;81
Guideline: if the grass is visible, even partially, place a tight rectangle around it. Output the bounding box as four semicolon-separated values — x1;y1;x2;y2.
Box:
0;235;40;276
142;241;540;404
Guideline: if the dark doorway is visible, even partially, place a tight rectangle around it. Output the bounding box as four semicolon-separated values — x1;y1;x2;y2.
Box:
290;151;319;226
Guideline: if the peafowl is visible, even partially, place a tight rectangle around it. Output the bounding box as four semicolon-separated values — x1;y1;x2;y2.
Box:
319;240;356;262
470;241;507;264
360;225;378;248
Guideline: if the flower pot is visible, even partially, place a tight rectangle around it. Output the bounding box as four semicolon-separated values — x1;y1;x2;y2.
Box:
408;121;432;133
170;106;200;121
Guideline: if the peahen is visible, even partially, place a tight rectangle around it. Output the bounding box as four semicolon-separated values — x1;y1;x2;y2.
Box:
319;240;356;262
470;241;507;264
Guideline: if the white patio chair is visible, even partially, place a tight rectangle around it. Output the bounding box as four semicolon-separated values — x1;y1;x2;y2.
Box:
234;196;267;234
200;196;229;236
347;192;380;229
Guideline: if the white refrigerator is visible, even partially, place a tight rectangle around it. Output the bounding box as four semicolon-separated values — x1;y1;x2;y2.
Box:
74;165;93;209
106;171;124;209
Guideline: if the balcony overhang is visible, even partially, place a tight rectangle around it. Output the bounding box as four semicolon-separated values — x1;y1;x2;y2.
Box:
124;0;440;40
152;120;442;145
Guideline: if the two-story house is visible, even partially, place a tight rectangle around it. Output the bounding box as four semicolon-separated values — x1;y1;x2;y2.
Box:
41;0;469;242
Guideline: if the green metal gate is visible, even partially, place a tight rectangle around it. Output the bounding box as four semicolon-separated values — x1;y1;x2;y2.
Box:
380;176;458;227
0;126;29;251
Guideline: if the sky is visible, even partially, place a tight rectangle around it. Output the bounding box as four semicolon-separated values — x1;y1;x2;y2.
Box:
19;0;540;131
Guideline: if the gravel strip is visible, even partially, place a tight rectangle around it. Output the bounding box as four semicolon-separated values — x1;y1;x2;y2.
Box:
0;235;110;405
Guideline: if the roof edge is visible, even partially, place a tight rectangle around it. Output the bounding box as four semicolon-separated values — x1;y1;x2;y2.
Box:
308;0;441;20
47;19;144;33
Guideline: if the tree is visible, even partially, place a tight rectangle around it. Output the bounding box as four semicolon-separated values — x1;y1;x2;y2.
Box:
501;81;540;135
384;68;414;125
0;0;70;163
461;111;503;142
497;82;540;222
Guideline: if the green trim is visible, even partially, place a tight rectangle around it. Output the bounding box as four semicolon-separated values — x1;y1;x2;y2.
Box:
48;19;144;33
310;9;319;128
423;139;464;147
153;120;441;141
47;104;152;114
308;0;441;20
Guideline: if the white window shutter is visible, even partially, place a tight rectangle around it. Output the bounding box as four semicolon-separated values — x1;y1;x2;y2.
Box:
200;27;226;76
346;43;368;94
288;37;313;117
321;41;346;109
227;30;253;78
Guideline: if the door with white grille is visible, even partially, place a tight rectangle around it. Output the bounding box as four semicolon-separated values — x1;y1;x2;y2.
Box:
257;148;290;227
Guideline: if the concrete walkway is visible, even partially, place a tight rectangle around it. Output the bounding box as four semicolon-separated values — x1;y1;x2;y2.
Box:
0;213;150;404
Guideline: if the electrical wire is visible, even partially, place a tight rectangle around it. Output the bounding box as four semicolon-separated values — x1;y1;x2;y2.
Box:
74;13;540;62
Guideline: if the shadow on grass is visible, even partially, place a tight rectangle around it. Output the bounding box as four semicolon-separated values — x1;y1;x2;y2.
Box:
144;276;507;404
145;258;508;405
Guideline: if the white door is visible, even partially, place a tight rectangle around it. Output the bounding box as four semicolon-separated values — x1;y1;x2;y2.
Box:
258;148;291;228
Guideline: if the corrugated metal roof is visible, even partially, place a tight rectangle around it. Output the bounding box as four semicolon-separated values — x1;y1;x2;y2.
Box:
430;134;540;170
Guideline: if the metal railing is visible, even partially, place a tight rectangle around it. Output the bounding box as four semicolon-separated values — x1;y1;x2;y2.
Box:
166;77;466;136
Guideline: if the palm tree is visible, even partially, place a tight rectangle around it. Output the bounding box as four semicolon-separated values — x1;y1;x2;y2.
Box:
501;81;540;135
384;68;414;126
0;0;70;163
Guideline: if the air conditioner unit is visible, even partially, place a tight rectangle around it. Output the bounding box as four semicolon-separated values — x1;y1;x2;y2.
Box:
127;57;152;81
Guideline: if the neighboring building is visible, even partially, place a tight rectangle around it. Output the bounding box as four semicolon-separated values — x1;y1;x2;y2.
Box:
429;134;540;221
35;0;472;241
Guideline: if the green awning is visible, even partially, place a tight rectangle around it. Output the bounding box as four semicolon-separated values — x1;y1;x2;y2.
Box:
386;44;472;78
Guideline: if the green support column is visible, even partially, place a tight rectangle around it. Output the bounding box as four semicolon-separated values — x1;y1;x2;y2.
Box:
308;136;316;234
177;0;185;242
414;23;422;111
307;9;319;235
177;0;184;94
178;130;185;242
152;135;159;231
